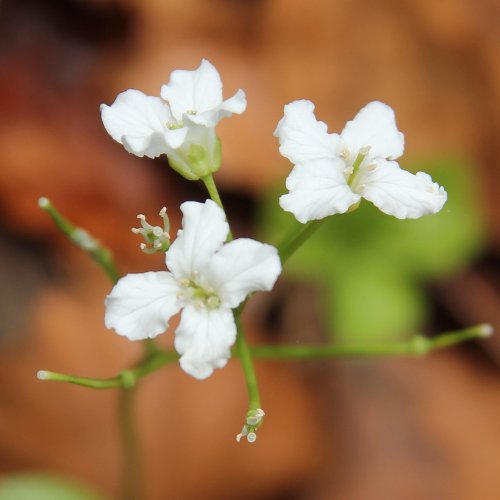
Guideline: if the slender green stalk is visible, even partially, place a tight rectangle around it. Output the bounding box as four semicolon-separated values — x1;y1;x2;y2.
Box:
38;324;492;389
250;324;492;358
119;387;141;500
38;197;163;497
37;350;179;389
235;310;261;410
201;174;233;240
38;197;120;283
277;220;323;264
201;174;223;209
201;175;261;415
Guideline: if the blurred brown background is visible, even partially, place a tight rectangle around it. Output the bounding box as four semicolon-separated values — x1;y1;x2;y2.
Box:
0;0;499;499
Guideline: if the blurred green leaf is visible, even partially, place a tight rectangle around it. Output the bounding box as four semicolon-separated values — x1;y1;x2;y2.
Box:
324;260;426;342
0;474;107;500
259;157;485;342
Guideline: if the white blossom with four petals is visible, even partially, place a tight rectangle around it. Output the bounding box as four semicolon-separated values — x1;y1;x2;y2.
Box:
100;59;247;180
275;100;447;223
105;200;281;380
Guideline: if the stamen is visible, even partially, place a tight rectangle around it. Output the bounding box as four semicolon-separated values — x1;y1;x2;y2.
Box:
340;147;350;160
132;209;171;253
206;296;221;309
167;122;184;130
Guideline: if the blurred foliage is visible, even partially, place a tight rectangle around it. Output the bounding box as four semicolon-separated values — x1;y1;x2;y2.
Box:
259;158;485;342
0;473;106;500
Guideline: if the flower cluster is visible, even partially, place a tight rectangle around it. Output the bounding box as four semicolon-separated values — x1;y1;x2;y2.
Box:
101;61;447;389
101;59;246;180
105;200;281;379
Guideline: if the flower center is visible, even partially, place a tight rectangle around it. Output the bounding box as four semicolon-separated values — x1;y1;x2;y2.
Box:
179;279;221;309
345;146;375;194
167;122;184;130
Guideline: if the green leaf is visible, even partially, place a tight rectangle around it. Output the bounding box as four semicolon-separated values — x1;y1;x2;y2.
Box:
0;474;107;500
324;260;426;342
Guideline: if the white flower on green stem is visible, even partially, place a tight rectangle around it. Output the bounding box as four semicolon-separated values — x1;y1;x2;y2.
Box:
100;59;246;180
105;200;281;379
275;100;447;223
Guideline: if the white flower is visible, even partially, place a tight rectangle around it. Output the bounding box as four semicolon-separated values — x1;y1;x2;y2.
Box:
105;200;281;379
275;100;447;223
100;59;247;180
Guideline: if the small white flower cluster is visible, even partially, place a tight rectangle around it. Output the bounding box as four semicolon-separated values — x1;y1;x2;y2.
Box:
275;100;447;223
101;59;246;180
101;60;447;383
105;200;281;379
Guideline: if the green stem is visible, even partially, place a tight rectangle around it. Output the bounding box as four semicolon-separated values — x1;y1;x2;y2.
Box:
235;309;261;410
250;324;492;359
201;174;223;209
38;324;492;389
38;197;162;498
37;350;178;389
201;174;233;240
38;197;120;283
277;220;323;264
201;175;260;411
119;387;141;500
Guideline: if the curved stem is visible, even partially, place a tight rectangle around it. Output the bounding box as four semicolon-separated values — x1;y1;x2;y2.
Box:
38;196;165;497
277;220;323;264
119;387;141;500
201;174;233;240
235;310;261;410
37;350;179;389
201;175;261;413
38;197;120;283
38;324;492;389
250;325;491;358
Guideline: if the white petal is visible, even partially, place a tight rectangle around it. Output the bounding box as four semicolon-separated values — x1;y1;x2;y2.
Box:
220;88;247;115
274;100;339;164
177;119;217;153
279;158;361;223
186;89;247;127
164;126;189;149
174;305;236;379
208;239;282;308
160;59;223;122
100;89;173;158
166;199;229;280
340;101;404;160
359;160;448;219
105;272;181;340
